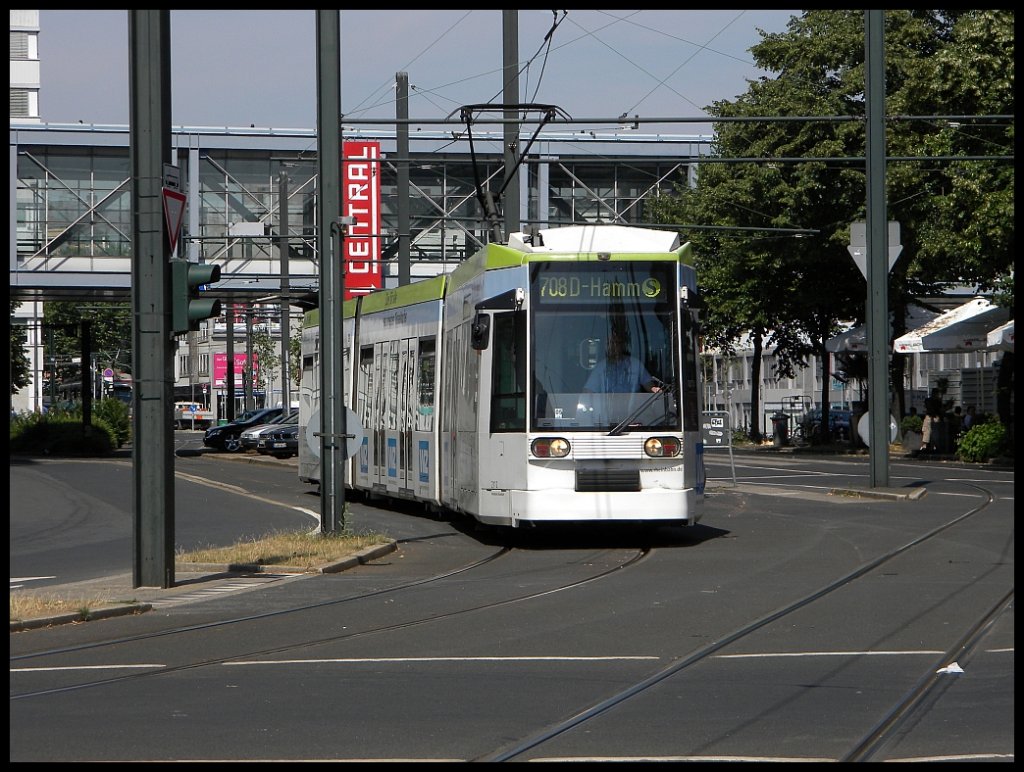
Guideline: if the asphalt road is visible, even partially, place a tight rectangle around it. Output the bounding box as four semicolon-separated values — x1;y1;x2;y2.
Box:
10;446;1015;762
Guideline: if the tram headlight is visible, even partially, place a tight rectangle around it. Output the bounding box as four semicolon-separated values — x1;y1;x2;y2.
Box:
531;437;570;458
644;436;681;457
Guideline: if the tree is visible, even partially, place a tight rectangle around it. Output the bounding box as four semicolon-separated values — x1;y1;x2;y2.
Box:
249;328;280;395
10;301;31;396
250;322;302;399
42;301;133;385
649;10;1013;438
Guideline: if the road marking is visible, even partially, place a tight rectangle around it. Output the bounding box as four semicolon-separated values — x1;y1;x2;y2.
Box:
715;650;944;658
225;656;659;666
150;576;294;609
10;576;57;589
174;471;319;524
12;664;165;672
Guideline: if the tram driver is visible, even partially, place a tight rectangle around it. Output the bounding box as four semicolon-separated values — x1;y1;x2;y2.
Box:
582;327;662;395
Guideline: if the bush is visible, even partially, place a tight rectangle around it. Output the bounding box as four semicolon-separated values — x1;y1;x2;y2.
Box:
10;410;116;456
956;419;1010;463
900;414;923;434
93;397;131;447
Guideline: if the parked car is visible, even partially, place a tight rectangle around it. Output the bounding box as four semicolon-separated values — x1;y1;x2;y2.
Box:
241;410;298;451
262;423;300;459
203;407;283;452
803;408;853;441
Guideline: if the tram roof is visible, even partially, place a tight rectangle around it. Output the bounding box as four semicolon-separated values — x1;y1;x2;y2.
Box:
446;229;693;294
359;274;448;314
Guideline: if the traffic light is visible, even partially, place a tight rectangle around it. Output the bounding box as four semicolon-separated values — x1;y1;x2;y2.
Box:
171;259;222;334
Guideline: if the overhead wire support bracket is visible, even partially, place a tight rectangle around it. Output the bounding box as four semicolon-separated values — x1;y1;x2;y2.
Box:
456;103;572;244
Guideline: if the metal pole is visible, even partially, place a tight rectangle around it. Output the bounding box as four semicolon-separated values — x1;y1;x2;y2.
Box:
279;170;292;409
128;9;175;589
245;303;254;411
317;10;345;533
80;319;91;428
226;304;235;421
396;71;410;286
502;10;520;236
865;10;890;487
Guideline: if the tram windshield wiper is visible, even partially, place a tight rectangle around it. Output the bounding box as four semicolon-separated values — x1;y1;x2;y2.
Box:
607;379;675;436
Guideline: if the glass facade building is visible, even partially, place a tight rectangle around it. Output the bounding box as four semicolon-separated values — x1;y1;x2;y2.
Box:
10;122;708;415
12;124;706;299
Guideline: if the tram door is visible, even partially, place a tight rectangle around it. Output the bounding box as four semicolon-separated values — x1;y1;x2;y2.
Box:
383;338;415;494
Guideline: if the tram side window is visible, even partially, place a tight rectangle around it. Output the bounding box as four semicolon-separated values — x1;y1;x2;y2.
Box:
358;346;374;436
490;312;526;433
415;338;436;431
681;309;700;432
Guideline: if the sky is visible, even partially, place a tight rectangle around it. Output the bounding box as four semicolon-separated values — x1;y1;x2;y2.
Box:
37;10;798;135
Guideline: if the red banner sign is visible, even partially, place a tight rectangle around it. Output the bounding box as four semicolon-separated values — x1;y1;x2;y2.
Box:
213;352;258;389
342;141;382;299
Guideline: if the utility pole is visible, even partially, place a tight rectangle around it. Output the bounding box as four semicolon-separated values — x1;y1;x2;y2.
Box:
317;11;346;533
396;71;410;286
279;170;292;409
226;304;235;421
865;10;890;487
502;10;520;236
128;9;175;589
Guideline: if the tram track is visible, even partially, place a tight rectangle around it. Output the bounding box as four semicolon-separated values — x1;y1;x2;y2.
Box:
476;481;1012;762
10;544;652;701
10;471;1011;762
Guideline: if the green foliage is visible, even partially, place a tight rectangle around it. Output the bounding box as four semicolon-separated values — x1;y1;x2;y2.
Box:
956;418;1010;463
648;10;1012;434
43;301;133;385
900;414;923;434
93;397;131;447
250;328;280;391
10;410;115;456
10;301;31;394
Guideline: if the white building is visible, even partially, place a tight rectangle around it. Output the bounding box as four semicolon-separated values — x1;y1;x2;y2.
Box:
9;10;40;124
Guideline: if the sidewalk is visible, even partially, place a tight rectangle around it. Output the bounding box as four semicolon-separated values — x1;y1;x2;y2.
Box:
10;540;397;633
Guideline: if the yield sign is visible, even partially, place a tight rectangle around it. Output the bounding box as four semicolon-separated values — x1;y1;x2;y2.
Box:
847;221;901;280
162;187;187;254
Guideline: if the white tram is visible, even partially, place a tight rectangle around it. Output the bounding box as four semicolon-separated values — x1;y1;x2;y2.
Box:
299;224;706;528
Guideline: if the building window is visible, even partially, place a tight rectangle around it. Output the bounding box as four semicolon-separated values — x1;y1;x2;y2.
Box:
10;31;30;58
10;88;30;117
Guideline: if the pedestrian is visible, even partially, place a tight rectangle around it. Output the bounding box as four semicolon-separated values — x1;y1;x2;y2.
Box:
962;405;976;432
949;405;964;441
922;388;943;452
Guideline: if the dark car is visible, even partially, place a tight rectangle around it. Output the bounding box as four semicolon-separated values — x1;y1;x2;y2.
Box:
241;409;298;451
804;408;853;440
203;407;284;452
262;423;299;459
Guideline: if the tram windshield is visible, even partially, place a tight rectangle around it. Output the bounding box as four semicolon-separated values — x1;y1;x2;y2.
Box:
530;260;680;433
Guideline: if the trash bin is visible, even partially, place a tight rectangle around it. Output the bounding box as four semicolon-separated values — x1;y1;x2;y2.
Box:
771;412;790;447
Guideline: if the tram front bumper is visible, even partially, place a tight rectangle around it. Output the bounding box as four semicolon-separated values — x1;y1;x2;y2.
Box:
487;487;701;527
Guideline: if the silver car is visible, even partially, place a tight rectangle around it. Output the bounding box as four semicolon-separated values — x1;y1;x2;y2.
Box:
240;410;298;451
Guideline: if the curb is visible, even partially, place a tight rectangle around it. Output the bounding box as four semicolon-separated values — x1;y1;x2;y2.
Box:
11;603;152;633
828;485;928;501
178;540;398;575
9;542;397;632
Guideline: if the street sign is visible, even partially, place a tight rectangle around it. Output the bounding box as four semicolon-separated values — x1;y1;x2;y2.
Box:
700;411;731;447
848;220;902;279
163;163;181;190
307;407;364;459
856;412;899;447
162;187;187;254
